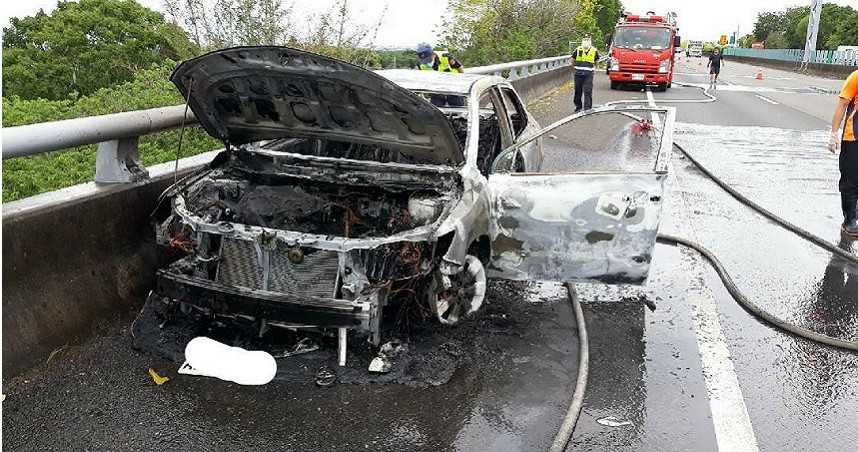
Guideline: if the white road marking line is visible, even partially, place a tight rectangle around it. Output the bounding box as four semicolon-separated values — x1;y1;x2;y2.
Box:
671;172;761;452
754;94;779;105
654;78;760;450
646;88;655;107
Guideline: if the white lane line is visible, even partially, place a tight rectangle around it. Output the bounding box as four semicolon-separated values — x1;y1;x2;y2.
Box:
646;88;655;107
754;94;779;105
671;171;760;452
653;80;760;450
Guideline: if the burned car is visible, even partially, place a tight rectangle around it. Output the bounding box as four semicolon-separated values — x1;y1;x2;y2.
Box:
144;46;675;364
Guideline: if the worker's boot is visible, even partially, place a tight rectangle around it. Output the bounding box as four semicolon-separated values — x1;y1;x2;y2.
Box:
843;199;858;237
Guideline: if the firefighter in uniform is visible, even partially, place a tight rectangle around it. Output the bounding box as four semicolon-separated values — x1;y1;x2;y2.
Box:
573;36;599;112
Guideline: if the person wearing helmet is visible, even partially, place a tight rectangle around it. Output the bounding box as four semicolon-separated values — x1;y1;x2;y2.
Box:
416;43;464;73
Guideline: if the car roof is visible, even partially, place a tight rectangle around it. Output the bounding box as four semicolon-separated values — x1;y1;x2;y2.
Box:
375;69;503;95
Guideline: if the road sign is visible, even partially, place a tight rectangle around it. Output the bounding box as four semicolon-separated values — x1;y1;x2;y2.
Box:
719;35;728;46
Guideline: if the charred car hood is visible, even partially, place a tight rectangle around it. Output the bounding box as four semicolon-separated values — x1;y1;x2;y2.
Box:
171;46;464;165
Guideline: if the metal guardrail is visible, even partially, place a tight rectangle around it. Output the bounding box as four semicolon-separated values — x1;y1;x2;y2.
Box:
723;47;858;67
3;105;196;183
1;54;572;184
466;54;573;80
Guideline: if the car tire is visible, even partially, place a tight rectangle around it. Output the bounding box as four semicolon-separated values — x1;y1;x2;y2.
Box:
610;81;619;90
427;254;487;325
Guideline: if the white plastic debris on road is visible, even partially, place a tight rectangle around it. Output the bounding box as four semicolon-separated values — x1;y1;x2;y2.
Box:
368;340;409;373
178;337;277;385
596;415;634;427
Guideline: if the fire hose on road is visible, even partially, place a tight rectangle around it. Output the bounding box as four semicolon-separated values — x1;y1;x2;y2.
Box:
550;81;858;452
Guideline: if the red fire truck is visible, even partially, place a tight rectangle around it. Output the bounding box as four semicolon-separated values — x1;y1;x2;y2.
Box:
607;12;681;91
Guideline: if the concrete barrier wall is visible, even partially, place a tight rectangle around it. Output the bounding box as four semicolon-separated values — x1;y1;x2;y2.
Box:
1;68;570;381
725;55;855;80
2;152;217;380
512;66;572;104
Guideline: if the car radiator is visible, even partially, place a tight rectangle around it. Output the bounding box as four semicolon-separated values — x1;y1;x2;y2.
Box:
216;237;339;298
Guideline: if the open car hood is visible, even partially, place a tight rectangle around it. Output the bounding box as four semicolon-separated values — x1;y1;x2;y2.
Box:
171;46;463;165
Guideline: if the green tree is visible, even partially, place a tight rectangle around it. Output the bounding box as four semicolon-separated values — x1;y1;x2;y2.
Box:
164;0;384;66
827;9;858;48
765;30;788;49
437;0;583;66
163;0;293;49
792;4;857;50
2;0;197;100
593;0;623;47
783;6;810;49
751;4;857;50
2;62;221;201
376;50;417;69
753;11;785;42
574;0;602;47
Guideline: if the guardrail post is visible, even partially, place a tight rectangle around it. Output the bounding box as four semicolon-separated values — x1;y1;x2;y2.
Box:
95;137;149;183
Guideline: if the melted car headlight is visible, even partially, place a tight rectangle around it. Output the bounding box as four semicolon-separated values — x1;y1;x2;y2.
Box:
408;193;444;226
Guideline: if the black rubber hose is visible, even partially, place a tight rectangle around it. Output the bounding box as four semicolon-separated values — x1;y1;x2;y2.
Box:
674;142;858;266
550;72;858;452
657;233;858;351
549;282;589;452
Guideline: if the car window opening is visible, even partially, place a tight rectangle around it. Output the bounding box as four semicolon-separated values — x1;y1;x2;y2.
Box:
475;91;505;176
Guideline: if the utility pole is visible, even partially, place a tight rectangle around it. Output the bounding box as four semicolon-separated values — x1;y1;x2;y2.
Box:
802;0;823;67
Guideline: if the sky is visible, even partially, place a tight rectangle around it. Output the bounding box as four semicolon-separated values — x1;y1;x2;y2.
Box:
621;0;856;42
1;0;856;48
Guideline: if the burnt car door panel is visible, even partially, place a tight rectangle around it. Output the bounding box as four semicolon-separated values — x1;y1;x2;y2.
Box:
486;106;675;284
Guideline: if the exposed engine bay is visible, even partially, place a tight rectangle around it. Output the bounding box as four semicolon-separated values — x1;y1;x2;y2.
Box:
180;155;448;238
143;137;474;361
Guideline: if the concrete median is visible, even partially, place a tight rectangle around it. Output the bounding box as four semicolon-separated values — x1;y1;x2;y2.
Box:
2;151;218;380
511;66;573;104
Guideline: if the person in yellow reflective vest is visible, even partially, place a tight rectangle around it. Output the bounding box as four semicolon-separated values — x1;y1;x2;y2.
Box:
573;36;599;112
416;43;464;73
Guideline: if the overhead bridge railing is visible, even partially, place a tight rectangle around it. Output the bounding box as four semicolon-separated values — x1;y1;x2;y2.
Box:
1;54;572;185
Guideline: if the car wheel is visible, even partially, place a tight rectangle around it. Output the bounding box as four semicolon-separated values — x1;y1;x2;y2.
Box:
428;255;487;325
610;81;619;90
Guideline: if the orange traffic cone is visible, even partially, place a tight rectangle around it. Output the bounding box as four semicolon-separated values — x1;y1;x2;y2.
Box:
755;69;764;80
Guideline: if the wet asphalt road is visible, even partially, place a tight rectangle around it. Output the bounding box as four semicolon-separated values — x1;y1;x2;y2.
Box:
4;58;858;451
